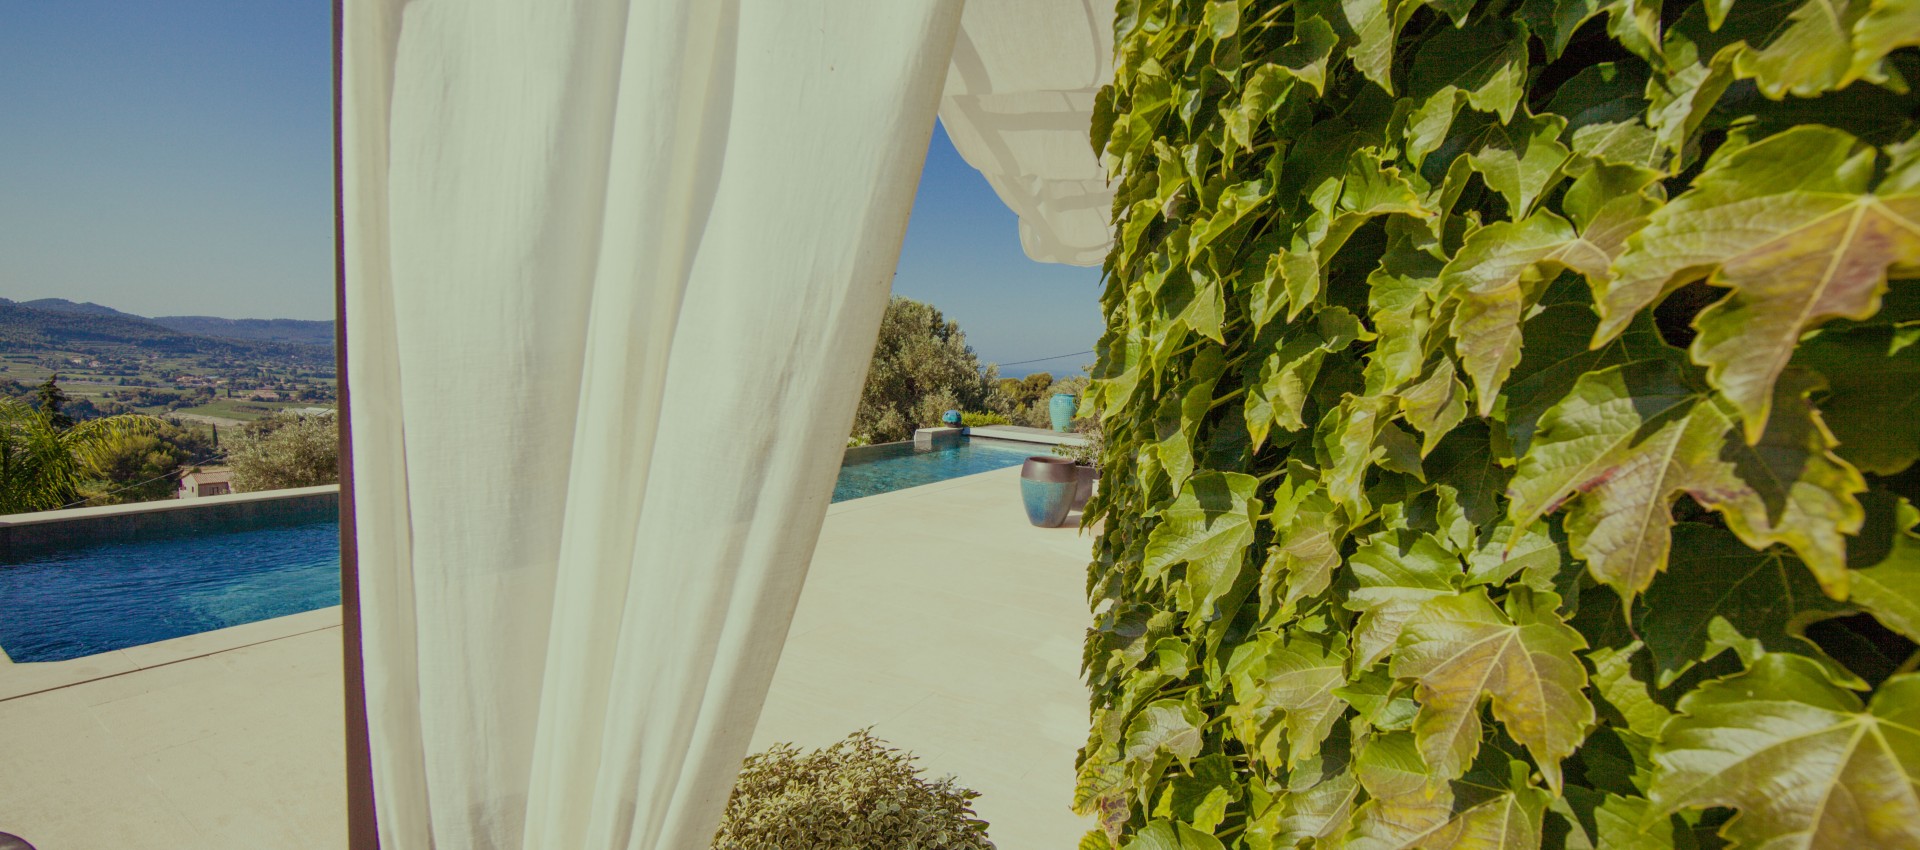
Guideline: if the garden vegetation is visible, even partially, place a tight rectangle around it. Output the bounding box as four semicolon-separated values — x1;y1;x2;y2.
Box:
1073;0;1920;848
226;411;340;493
712;730;994;850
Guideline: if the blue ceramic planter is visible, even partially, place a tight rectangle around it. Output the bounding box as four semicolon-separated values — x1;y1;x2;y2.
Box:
1020;456;1077;527
1049;393;1076;432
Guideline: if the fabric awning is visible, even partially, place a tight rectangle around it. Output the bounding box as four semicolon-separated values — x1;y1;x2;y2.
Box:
940;0;1116;267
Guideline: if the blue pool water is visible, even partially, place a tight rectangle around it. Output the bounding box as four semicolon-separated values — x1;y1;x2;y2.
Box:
0;439;1041;662
832;438;1034;501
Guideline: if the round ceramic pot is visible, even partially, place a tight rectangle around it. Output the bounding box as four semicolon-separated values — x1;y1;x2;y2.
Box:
1020;456;1078;527
942;409;962;426
1071;464;1099;511
1049;393;1077;431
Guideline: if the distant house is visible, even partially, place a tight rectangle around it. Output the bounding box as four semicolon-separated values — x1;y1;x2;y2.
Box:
178;469;234;499
249;389;282;401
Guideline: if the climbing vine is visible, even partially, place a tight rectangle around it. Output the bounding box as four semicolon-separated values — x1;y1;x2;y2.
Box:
1075;0;1920;847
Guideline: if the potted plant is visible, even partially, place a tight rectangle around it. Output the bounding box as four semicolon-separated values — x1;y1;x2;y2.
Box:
1051;418;1102;512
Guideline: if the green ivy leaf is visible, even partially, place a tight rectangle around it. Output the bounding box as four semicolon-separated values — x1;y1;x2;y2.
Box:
1350;743;1552;850
1407;20;1530;123
1465;519;1563;589
1508;360;1864;597
1851;495;1920;642
1639;524;1857;688
1445;164;1662;413
1603;126;1920;440
1465;113;1572;218
1710;369;1866;598
1318;394;1396;514
1424;422;1511;531
1342;0;1417;94
1258;463;1347;621
1521;0;1617;60
1400;356;1469;455
1363;231;1444;394
1571;120;1663;171
1850;0;1920;83
1232;631;1352;768
1501;305;1668;459
1732;0;1874;98
1272;725;1362;846
1128;700;1209;769
1507;361;1728;595
1644;37;1735;162
1651;654;1920;848
1794;321;1920;475
1393;586;1595;789
1554;789;1676;850
1122;818;1227;850
1419;760;1552;850
1544;62;1652;133
1589;642;1674;740
1338;667;1421;732
1247;309;1363;447
1444;214;1590;413
1347;532;1462;668
1144;471;1263;628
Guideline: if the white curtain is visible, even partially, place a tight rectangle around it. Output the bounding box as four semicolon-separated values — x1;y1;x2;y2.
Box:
341;2;965;847
938;0;1117;266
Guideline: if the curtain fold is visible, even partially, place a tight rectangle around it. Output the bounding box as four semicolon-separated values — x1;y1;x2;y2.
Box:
341;1;964;847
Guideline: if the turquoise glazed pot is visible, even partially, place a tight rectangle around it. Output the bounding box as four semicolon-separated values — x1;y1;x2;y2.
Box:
1020;456;1077;527
1049;393;1076;432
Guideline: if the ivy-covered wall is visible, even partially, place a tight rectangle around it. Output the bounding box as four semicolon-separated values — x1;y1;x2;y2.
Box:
1075;0;1920;847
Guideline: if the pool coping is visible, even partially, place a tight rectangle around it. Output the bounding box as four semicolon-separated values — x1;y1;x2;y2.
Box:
965;425;1088;447
0;483;341;527
0;605;342;702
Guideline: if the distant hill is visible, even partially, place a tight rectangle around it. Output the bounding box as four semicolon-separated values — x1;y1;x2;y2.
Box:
16;298;146;321
13;298;335;347
0;300;330;365
150;315;334;346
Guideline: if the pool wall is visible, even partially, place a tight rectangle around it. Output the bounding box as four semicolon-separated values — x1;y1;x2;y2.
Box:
0;485;339;557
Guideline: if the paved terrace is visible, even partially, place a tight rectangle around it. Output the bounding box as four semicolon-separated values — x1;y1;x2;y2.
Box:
0;467;1097;849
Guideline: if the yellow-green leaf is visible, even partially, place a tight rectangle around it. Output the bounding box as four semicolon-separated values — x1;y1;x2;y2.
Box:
1652;654;1920;849
1393;587;1595;789
1603;127;1920;441
1346;532;1461;668
1144;472;1262;627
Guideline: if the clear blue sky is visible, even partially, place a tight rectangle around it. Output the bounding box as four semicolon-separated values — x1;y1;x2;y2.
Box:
0;3;1103;376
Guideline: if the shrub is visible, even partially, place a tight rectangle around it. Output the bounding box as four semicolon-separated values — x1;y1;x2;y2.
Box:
1052;417;1104;469
75;421;218;506
990;373;1094;429
1076;2;1920;849
76;433;186;505
227;412;338;492
712;730;994;850
853;298;998;444
960;411;1009;427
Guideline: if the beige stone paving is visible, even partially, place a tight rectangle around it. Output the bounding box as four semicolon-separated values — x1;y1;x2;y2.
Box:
755;466;1099;848
0;466;1095;849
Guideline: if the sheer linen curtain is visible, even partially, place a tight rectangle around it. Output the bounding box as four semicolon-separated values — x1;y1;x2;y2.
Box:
340;2;963;848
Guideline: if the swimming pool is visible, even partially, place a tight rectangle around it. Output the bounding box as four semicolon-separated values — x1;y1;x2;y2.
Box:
833;438;1035;501
0;438;1044;662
